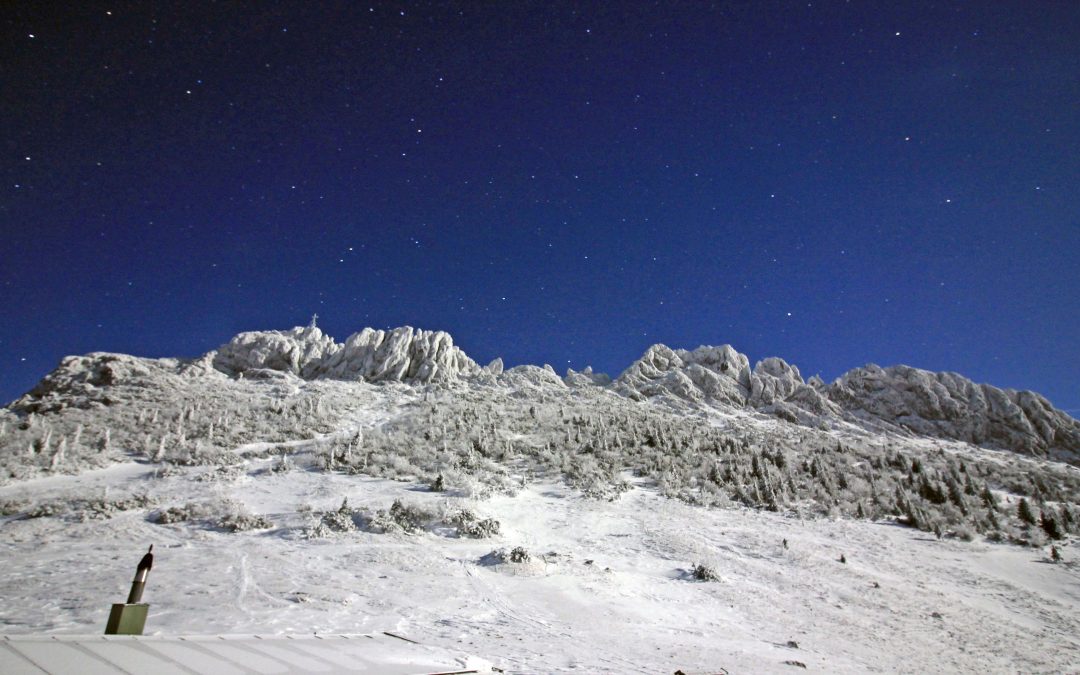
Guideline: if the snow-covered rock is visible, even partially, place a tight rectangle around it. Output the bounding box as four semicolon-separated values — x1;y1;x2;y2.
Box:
614;344;751;405
749;357;804;405
498;365;567;390
13;352;211;413
827;364;1080;455
563;366;611;388
213;325;482;384
7;324;1078;460
212;326;337;378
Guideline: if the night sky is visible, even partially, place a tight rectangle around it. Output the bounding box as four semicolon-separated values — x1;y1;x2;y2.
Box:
2;2;1078;411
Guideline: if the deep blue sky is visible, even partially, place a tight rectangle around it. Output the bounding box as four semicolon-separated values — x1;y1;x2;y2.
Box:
2;2;1078;410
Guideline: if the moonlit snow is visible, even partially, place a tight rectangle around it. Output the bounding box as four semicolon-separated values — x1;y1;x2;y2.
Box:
2;325;1079;673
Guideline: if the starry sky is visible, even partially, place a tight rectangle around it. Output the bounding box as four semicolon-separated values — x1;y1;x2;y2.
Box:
2;2;1078;411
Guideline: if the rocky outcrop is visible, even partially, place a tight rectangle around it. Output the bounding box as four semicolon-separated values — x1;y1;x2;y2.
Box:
826;364;1080;456
10;325;1079;460
614;344;752;405
614;345;835;416
212;326;337;378
611;343;1079;457
212;325;482;384
11;352;214;413
498;364;567;390
564;366;611;388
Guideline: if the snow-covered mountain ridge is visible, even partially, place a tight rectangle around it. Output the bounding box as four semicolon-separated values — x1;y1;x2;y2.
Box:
3;324;1080;672
15;324;1080;460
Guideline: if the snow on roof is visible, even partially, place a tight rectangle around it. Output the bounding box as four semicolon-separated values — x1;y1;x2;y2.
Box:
0;633;493;675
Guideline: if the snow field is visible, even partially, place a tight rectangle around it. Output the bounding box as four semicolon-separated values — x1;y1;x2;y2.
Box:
1;455;1078;673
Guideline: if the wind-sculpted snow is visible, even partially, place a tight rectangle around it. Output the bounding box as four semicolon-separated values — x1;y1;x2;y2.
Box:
213;325;482;383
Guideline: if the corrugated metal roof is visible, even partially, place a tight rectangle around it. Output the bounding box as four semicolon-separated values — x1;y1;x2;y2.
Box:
0;633;493;675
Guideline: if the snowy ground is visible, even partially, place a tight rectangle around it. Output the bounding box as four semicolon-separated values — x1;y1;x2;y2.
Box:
2;452;1078;674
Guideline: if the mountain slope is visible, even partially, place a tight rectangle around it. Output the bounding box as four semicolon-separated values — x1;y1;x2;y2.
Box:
2;324;1079;672
15;324;1077;460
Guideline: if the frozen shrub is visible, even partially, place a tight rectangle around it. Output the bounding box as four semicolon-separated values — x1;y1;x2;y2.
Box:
379;499;437;534
509;546;531;563
580;476;632;502
73;494;154;521
447;508;501;538
219;512;273;532
692;564;720;581
25;500;68;519
480;546;531;565
151;501;218;524
950;524;975;541
195;465;243;482
1018;498;1037;526
318;498;358;534
0;500;27;516
153;505;195;524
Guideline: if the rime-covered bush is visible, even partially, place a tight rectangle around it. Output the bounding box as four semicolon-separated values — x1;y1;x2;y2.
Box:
306;498;358;537
509;546;531;563
20;492;151;520
195;465;243;482
71;494;154;521
691;564;721;582
151;501;219;524
447;507;501;538
368;499;437;534
481;546;531;565
24;500;69;519
219;512;273;532
0;500;27;516
270;455;292;474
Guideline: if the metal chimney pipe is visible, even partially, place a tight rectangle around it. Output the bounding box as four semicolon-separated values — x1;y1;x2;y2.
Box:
126;545;154;604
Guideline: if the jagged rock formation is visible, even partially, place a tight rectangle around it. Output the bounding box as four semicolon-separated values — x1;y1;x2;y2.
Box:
613;345;838;420
13;353;224;413
827;364;1080;458
8;324;1080;460
614;344;752;405
498;365;566;391
213;326;482;384
564;366;612;388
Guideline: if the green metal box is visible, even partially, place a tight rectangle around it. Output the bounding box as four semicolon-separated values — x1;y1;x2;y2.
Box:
104;603;148;635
